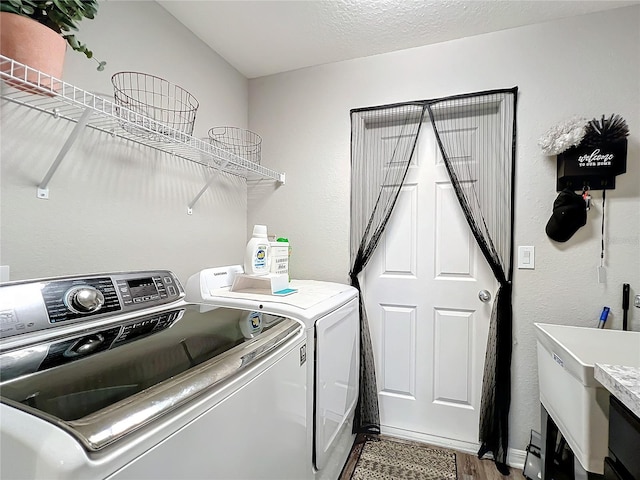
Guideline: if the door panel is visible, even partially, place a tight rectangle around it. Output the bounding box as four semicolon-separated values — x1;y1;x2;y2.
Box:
382;184;417;276
433;308;472;405
379;304;416;398
435;182;476;278
364;116;497;447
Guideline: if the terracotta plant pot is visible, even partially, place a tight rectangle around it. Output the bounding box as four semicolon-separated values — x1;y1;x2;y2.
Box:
0;11;66;93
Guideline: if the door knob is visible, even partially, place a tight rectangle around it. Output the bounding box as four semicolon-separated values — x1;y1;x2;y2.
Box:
478;290;492;303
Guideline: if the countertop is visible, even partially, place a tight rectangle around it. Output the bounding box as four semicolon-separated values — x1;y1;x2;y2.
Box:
594;364;640;418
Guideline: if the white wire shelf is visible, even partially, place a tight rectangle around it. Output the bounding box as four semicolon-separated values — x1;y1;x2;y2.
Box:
0;55;285;212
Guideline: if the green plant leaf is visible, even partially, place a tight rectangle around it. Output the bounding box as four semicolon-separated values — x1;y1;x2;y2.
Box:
0;3;21;14
6;0;22;12
51;10;78;31
0;0;36;16
51;0;64;12
64;34;79;49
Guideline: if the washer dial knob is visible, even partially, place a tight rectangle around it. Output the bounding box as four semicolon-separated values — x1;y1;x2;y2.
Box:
65;287;105;314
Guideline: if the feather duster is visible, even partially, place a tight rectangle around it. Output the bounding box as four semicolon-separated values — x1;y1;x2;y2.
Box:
538;116;588;155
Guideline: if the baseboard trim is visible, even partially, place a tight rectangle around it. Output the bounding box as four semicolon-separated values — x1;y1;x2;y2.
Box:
380;426;526;470
507;447;527;471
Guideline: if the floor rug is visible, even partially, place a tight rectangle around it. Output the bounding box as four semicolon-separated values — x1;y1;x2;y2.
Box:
351;437;457;480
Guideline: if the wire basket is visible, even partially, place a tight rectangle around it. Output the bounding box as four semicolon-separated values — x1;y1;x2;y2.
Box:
208;127;261;166
111;72;199;139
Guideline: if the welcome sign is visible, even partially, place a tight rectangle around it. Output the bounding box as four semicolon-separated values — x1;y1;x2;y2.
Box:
577;149;615;167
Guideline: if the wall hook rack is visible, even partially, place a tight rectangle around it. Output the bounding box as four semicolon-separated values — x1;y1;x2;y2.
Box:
556;139;627;191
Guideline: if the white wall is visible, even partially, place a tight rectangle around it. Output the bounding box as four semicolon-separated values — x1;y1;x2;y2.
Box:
1;1;250;283
248;5;640;453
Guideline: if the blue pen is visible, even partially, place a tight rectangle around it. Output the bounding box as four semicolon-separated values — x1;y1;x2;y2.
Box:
597;307;610;329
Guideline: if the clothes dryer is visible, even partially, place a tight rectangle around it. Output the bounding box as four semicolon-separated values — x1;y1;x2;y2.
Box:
185;267;360;480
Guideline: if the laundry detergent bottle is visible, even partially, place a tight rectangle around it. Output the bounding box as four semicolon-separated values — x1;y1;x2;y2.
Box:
244;225;270;275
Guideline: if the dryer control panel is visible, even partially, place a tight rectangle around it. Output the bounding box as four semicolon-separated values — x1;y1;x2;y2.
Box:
0;270;183;340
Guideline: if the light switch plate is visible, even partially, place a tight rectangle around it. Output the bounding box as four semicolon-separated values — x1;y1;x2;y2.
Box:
517;246;535;269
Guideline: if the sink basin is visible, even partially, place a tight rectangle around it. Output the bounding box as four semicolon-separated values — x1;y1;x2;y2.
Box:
534;323;640;474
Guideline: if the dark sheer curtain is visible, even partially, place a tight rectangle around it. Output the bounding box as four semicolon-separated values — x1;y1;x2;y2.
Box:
349;103;426;433
350;88;517;474
427;88;518;474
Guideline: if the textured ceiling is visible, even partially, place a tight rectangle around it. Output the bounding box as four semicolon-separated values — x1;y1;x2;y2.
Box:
158;0;639;79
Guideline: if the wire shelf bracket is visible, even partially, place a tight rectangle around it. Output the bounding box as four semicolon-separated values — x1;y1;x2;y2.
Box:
0;55;286;210
187;172;218;215
37;106;94;199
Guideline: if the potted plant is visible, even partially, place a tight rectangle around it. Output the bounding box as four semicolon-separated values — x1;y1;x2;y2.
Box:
0;0;106;90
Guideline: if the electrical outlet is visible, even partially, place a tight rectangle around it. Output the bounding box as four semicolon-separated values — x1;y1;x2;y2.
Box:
634;294;640;308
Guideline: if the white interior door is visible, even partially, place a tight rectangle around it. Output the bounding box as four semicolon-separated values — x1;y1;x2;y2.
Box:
363;116;497;451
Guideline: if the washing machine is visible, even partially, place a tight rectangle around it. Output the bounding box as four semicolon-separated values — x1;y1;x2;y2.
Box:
185;266;360;480
0;270;309;479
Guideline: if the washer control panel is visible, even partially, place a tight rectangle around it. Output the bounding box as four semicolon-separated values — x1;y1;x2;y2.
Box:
43;277;121;324
0;270;183;340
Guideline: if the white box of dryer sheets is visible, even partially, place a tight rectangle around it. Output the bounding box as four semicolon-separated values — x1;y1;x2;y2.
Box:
269;241;289;275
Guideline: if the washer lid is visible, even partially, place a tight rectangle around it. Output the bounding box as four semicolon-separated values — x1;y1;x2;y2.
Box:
0;306;302;451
